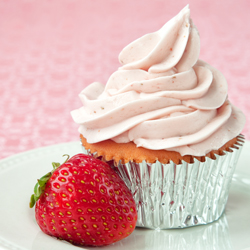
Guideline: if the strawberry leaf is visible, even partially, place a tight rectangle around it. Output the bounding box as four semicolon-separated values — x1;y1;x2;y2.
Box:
38;173;52;187
29;155;70;208
52;162;60;170
29;194;35;208
34;182;40;197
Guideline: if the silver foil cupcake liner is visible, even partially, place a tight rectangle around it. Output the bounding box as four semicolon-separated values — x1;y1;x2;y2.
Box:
81;136;244;229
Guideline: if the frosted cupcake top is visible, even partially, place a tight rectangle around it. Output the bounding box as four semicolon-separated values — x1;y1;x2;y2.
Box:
71;5;245;156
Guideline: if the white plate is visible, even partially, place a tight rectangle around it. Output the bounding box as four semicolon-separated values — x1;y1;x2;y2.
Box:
0;141;250;250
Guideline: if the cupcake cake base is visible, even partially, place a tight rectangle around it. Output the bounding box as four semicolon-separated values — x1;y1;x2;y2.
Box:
81;135;244;229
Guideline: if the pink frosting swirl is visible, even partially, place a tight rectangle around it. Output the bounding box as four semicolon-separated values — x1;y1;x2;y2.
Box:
71;5;245;156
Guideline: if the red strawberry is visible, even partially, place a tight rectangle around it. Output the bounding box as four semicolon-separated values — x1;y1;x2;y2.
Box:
30;154;137;246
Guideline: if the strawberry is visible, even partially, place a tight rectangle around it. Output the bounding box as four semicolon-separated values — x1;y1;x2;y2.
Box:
30;154;137;246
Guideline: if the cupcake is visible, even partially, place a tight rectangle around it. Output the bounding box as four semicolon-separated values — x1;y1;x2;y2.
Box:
71;5;245;229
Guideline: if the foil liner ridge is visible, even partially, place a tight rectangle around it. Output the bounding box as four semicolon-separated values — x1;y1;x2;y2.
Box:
81;137;244;229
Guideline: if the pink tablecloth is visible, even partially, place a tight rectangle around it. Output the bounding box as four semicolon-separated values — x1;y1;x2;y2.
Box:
0;0;249;159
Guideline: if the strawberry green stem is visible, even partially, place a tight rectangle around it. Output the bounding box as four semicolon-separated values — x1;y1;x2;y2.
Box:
29;155;70;208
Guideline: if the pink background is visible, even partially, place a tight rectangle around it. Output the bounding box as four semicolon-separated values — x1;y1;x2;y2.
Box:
0;0;249;160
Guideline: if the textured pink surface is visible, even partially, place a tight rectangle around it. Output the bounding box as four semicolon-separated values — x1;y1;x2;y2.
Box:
0;0;249;160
